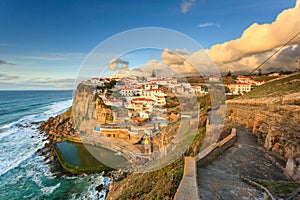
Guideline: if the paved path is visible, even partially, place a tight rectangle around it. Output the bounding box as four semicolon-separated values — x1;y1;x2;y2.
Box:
197;127;288;200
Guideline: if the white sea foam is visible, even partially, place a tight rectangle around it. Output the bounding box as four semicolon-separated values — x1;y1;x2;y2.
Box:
43;99;73;116
0;97;110;199
41;182;61;195
0;127;17;140
1;99;72;129
0;149;36;177
0;99;72;176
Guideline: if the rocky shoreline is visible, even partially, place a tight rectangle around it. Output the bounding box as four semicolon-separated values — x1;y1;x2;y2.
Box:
36;108;79;176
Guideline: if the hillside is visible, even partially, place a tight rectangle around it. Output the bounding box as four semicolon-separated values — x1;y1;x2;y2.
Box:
226;72;300;182
238;72;300;99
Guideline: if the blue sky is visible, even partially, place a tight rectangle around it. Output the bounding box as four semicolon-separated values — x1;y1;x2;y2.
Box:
0;0;297;90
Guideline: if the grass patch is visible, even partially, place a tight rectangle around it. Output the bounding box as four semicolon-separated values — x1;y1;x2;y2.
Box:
109;158;184;200
239;73;300;99
63;106;72;118
248;177;300;196
185;127;206;157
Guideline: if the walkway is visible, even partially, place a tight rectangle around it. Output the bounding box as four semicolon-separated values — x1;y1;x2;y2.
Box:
197;127;288;199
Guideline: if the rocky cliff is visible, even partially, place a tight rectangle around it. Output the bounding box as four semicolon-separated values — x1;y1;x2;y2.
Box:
40;107;79;143
72;84;99;134
226;73;300;182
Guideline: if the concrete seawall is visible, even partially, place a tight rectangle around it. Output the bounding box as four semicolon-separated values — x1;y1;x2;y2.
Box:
174;128;237;200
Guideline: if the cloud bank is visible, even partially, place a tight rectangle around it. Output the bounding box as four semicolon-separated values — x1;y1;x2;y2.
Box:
129;48;217;76
205;0;300;73
111;1;300;77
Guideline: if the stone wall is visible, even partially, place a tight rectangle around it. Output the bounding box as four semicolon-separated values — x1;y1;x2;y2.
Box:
196;128;237;167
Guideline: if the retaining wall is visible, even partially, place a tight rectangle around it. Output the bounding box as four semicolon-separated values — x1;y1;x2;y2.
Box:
174;157;199;200
196;128;237;166
174;128;237;200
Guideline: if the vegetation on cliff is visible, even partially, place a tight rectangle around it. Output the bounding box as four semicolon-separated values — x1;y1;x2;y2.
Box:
246;177;300;198
105;120;206;199
238;73;300;99
107;158;184;200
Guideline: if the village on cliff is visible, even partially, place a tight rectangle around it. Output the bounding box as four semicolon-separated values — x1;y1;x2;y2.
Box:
78;71;285;156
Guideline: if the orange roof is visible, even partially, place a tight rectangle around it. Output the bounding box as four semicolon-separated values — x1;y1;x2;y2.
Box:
132;102;143;105
132;98;155;102
146;89;161;92
237;75;247;78
235;82;251;85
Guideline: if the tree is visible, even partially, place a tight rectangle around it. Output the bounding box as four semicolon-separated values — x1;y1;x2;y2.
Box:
226;70;231;76
258;68;262;76
224;86;231;93
151;70;156;77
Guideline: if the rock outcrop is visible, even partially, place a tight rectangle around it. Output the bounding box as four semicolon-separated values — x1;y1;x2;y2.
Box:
39;107;79;143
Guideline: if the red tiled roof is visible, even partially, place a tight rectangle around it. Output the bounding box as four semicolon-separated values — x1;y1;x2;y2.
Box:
235;82;251;85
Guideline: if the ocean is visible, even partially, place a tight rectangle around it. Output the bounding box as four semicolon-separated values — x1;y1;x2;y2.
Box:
0;90;109;200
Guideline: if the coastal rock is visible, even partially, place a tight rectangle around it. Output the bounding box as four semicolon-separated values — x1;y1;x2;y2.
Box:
95;184;104;192
39;106;79;144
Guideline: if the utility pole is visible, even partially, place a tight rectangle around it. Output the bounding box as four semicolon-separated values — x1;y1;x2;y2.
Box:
296;60;300;71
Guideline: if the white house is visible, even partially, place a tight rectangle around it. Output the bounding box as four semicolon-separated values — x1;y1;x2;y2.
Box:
103;99;123;107
144;84;159;90
268;72;281;77
142;89;163;97
236;75;251;83
120;88;134;97
155;95;166;106
209;76;222;82
228;82;252;94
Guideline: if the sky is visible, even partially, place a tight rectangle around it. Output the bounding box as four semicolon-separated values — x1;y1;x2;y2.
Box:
0;0;299;90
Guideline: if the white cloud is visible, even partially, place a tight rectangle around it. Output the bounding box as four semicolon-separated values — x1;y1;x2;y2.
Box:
129;49;217;76
181;0;196;14
108;58;129;71
216;44;300;74
198;22;221;28
205;0;300;73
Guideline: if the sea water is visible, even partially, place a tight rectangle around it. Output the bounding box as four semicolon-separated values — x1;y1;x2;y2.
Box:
0;91;109;200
